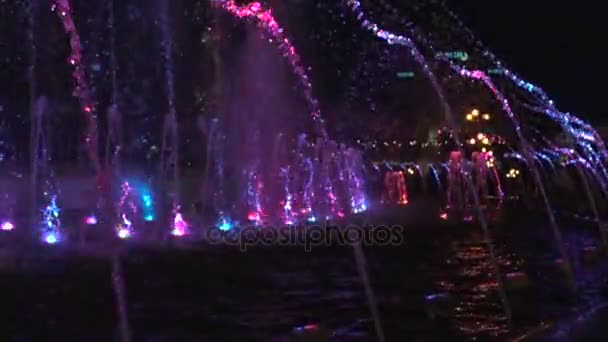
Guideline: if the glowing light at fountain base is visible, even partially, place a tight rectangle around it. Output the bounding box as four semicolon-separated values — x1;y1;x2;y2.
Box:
116;214;133;239
43;232;60;245
85;215;97;225
117;227;131;239
218;218;233;231
171;212;189;237
1;221;14;231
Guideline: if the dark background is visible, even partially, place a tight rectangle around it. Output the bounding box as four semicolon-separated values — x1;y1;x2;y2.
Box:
0;0;603;166
448;0;604;124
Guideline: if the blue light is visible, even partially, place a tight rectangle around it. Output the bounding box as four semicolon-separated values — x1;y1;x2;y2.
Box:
218;219;232;231
44;232;59;244
142;194;152;207
308;216;317;223
138;188;155;222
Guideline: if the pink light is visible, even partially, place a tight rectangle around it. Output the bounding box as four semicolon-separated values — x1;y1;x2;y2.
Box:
216;0;328;139
440;212;448;220
1;221;14;231
171;212;188;237
248;211;259;221
85;215;97;225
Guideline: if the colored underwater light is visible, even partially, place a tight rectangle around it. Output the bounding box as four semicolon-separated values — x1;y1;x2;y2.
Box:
141;193;155;221
116;214;133;239
142;194;152;207
85;215;97;225
44;232;59;244
1;221;14;231
218;218;232;231
171;212;188;237
117;227;131;239
247;211;260;222
41;195;61;244
352;202;367;214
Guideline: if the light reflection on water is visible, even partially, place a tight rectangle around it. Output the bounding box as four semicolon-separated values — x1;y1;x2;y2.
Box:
0;206;606;340
433;239;516;337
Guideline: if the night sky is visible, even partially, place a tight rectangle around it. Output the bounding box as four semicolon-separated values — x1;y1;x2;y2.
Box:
0;0;604;164
450;0;604;124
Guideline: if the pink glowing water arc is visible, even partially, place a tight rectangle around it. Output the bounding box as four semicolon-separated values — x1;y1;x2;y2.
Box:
51;0;100;172
216;1;328;140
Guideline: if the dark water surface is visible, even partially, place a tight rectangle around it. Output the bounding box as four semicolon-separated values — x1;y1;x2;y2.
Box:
0;203;607;341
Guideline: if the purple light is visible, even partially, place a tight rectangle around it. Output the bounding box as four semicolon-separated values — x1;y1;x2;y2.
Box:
85;215;97;225
216;0;328;139
1;221;14;231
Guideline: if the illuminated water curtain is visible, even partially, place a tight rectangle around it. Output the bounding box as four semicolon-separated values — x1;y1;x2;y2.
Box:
343;0;608;194
42;195;61;244
382;171;408;205
171;206;189;237
141;192;155;222
50;0;100;172
215;0;328;140
116;182;137;239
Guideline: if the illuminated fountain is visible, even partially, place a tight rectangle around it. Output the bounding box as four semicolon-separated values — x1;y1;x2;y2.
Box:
18;0;371;244
1;1;605;340
158;0;187;237
446;151;466;211
115;181;138;240
17;0;596;255
381;171;408;205
185;0;369;228
31;96;62;244
341;1;608;337
472;150;503;205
